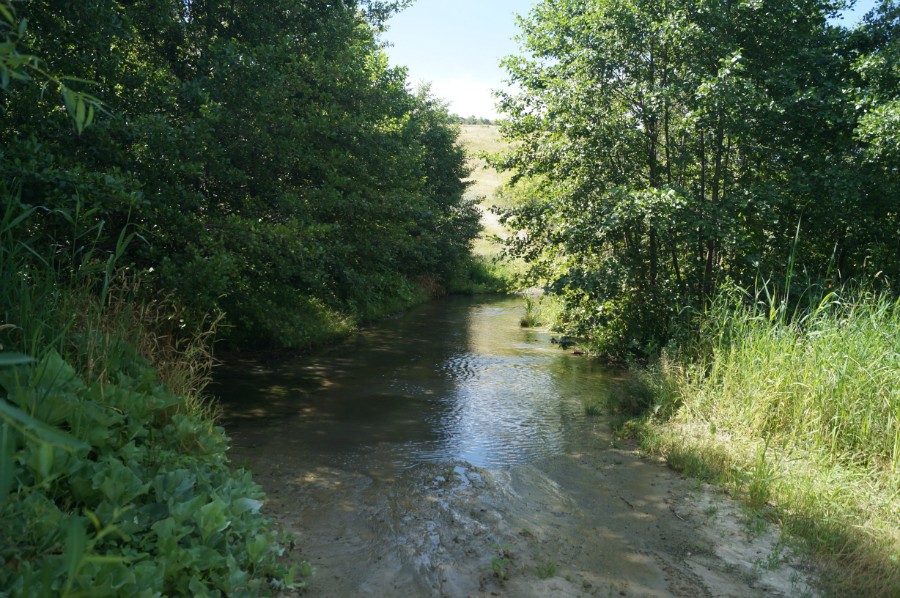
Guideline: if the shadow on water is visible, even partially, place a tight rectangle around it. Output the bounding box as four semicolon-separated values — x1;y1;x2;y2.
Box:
212;295;616;471
213;296;820;597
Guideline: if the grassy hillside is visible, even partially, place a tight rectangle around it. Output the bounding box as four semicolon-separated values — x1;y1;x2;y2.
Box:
459;125;510;203
458;125;508;255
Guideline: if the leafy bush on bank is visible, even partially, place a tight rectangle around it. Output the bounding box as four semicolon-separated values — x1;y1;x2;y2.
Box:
0;351;296;596
0;191;299;594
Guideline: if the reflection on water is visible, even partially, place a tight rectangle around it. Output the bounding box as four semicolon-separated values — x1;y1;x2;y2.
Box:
214;296;615;470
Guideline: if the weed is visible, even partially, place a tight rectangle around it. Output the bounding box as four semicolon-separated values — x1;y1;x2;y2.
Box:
519;293;565;328
0;201;300;594
753;539;786;571
439;466;459;485
521;294;541;327
491;556;511;580
490;544;513;580
518;528;536;540
535;561;557;579
583;400;605;417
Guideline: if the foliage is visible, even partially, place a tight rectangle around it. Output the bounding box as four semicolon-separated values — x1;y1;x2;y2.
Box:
0;196;301;594
0;352;295;596
1;0;479;349
0;2;102;133
0;2;362;593
450;115;497;125
494;0;900;357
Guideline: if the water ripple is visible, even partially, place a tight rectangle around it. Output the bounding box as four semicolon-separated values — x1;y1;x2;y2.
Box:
217;296;614;470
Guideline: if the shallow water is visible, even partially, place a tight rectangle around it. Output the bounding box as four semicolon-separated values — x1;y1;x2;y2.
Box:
214;296;817;597
214;296;614;471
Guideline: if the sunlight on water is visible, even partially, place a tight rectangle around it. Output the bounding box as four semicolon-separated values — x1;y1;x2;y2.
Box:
215;297;614;470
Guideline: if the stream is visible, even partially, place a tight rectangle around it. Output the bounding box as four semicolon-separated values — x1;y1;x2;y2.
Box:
214;296;818;597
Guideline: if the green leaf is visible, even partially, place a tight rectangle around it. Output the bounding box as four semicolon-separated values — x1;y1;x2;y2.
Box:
197;498;230;543
0;423;15;506
34;350;86;394
35;441;54;480
83;555;128;564
61;86;74;116
0;398;89;450
0;4;14;25
75;96;85;134
0;352;33;367
0;204;36;236
63;518;87;595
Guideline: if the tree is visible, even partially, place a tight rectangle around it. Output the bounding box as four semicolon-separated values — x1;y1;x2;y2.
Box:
495;0;898;356
1;0;478;348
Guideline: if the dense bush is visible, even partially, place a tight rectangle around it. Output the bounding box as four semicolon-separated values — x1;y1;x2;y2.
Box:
0;191;301;594
1;0;480;349
0;351;296;596
495;0;900;357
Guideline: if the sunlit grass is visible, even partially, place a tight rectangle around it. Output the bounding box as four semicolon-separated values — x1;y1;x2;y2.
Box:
458;124;509;197
456;124;524;291
519;293;564;329
458;124;512;205
634;287;900;596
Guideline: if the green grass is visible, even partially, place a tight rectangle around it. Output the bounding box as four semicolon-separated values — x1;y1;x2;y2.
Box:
535;560;558;579
631;287;900;597
519;293;564;329
446;255;515;295
458;124;510;203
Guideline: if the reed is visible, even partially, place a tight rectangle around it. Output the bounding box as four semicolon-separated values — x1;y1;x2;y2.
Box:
1;197;219;418
639;284;900;596
688;286;899;472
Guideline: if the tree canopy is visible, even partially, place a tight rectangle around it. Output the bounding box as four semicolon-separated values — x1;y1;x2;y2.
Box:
1;0;479;348
496;0;900;355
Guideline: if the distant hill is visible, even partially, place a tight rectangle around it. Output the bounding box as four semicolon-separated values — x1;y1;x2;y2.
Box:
451;114;496;125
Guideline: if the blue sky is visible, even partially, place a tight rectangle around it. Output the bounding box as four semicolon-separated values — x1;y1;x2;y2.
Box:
383;0;880;119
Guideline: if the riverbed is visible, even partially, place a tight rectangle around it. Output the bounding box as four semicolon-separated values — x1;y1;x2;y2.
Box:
214;296;819;597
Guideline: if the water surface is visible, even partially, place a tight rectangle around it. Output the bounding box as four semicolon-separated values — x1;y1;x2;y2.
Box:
213;296;818;597
214;296;613;470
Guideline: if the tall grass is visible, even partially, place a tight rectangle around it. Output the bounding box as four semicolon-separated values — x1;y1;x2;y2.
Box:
688;287;899;472
0;198;217;415
636;285;900;596
519;292;564;328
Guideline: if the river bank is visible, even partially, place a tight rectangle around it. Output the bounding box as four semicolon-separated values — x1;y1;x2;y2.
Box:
623;291;900;597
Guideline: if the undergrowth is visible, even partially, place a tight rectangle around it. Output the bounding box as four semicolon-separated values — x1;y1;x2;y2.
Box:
0;201;304;595
447;255;516;295
518;293;563;328
622;286;900;597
